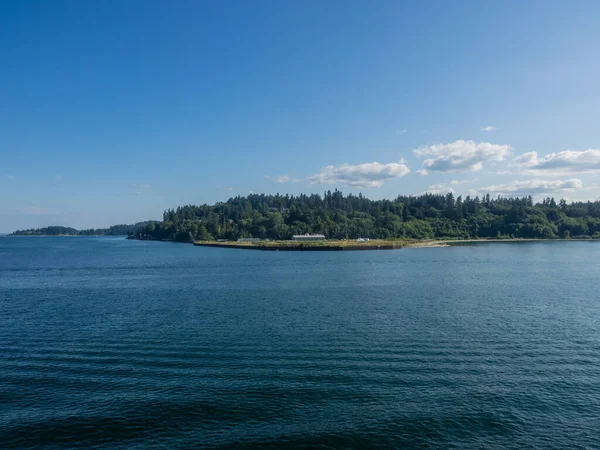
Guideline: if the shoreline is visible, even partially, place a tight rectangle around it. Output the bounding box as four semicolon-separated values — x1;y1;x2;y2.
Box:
191;238;600;251
10;235;598;249
6;234;125;237
193;240;409;251
443;238;600;244
7;234;81;237
196;239;446;251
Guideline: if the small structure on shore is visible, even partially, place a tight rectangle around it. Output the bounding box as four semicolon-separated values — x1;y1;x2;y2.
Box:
292;234;326;241
238;237;263;243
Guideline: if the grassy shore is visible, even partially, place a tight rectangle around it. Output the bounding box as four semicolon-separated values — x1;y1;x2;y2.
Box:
191;237;600;251
192;239;449;251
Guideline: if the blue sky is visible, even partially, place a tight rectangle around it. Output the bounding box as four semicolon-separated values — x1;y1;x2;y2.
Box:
1;0;599;231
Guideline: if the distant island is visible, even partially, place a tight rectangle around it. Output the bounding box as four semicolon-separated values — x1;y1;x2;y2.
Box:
10;191;600;243
9;222;156;237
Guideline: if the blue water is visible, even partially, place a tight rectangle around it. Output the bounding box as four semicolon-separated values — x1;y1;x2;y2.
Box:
1;237;600;448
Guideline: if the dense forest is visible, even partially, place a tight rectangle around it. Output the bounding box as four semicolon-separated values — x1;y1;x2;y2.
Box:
10;222;155;236
132;191;600;242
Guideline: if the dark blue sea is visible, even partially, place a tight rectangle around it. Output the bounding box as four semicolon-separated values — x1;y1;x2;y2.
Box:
1;237;600;449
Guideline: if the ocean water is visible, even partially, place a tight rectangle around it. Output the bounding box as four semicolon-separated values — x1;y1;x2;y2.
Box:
1;237;600;449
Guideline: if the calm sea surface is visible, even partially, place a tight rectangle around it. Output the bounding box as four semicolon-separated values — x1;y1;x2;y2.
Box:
1;237;600;449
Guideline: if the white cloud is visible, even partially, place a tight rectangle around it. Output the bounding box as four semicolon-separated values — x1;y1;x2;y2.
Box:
416;185;455;196
482;126;497;131
514;149;600;175
396;129;408;134
307;161;410;188
269;174;302;184
275;175;291;183
427;183;449;190
450;178;477;185
216;185;233;191
478;179;583;196
416;180;478;196
414;140;511;174
415;169;428;176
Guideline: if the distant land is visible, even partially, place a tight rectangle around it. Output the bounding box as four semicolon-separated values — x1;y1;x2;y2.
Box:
13;191;600;243
8;222;156;237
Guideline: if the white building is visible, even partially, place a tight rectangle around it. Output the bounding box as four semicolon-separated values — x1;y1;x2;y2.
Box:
292;234;326;241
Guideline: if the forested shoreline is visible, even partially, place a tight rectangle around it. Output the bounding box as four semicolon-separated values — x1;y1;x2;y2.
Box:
9;222;155;237
11;191;600;242
134;191;600;242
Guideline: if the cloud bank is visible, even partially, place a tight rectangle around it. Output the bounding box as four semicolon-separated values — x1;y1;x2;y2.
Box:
414;140;511;174
308;161;410;188
274;175;291;183
478;179;583;196
418;184;455;195
514;149;600;175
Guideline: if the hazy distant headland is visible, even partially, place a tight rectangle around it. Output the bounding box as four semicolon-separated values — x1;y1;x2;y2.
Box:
12;191;600;243
9;223;156;237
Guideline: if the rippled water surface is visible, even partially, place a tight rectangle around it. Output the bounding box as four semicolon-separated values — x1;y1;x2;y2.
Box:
1;237;600;448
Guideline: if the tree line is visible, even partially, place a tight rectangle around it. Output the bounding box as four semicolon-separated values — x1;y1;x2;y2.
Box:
132;191;600;242
10;222;155;236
